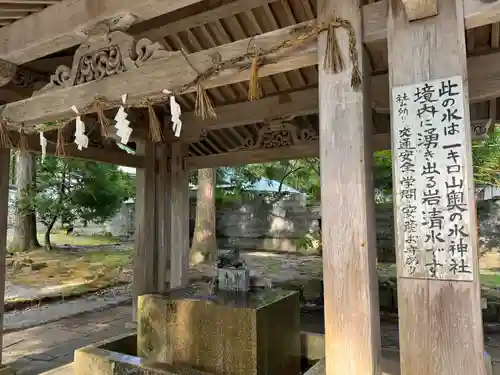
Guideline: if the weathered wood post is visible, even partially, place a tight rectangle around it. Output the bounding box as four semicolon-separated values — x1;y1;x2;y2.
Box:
132;142;145;323
133;141;158;316
388;1;486;374
318;0;381;374
133;134;175;320
169;141;189;288
155;142;170;293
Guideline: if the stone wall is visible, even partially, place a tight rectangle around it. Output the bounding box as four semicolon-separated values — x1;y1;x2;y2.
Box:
108;194;500;256
214;194;320;253
213;196;500;256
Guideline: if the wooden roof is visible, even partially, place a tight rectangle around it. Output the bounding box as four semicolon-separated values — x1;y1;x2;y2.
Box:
0;1;60;27
0;0;498;168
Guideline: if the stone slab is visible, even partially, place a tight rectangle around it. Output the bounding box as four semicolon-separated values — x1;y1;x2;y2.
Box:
0;365;15;375
73;333;215;375
137;286;301;375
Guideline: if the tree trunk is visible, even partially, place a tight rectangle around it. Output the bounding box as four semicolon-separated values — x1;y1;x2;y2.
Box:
28;155;40;248
10;152;39;251
190;168;216;265
44;216;57;251
9;151;16;186
44;163;67;251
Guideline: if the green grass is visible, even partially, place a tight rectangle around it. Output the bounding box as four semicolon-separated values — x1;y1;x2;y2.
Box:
6;246;133;302
37;230;120;247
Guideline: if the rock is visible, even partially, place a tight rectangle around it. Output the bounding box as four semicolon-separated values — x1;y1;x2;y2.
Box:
13;261;27;272
302;278;323;302
30;262;48;271
22;258;33;264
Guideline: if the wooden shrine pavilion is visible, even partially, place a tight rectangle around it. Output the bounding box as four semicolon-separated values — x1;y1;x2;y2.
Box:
0;0;494;374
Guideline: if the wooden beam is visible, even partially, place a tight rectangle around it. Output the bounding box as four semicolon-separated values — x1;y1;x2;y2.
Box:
185;142;318;169
7;16;500;129
184;133;403;169
464;0;500;29
401;0;438;21
0;0;495;67
1;20;317;128
388;1;485;374
372;51;500;112
364;0;500;44
318;1;380;374
0;0;205;65
12;133;144;167
181;87;318;141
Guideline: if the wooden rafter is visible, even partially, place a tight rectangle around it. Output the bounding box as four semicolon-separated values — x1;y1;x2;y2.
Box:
181;87;318;141
0;0;206;64
0;0;496;66
0;1;59;29
131;0;282;42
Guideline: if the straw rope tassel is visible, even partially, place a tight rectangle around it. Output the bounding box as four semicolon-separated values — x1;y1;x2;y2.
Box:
0;121;12;148
56;125;66;157
324;24;344;73
94;101;111;137
194;84;216;120
148;104;164;142
18;129;28;155
248;47;262;101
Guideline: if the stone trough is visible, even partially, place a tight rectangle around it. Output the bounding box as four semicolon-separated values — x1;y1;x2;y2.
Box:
73;330;405;375
73;283;319;375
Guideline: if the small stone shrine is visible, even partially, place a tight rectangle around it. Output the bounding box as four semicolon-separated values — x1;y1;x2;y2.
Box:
136;250;301;375
215;248;250;291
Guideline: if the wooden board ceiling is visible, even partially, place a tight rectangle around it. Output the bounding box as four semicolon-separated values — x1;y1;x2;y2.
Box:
0;0;60;27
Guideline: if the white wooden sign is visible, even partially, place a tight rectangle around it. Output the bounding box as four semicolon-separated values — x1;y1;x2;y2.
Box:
392;75;474;281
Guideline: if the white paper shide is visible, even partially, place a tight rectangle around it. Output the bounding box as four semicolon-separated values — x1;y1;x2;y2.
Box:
114;94;132;145
163;89;183;137
71;105;88;151
392;76;474;281
39;132;47;162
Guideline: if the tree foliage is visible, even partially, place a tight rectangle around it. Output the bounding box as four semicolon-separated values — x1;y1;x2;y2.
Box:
226;159;321;202
472;127;500;186
372;127;500;196
32;156;134;249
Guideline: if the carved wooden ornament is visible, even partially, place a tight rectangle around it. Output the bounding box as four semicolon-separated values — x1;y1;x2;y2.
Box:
231;121;318;151
38;24;176;93
401;0;438;22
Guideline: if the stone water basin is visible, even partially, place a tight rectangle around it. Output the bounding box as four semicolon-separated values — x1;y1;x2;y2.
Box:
73;332;322;375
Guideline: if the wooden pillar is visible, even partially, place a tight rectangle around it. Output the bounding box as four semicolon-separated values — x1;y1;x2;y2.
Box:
169;141;189;288
0;149;9;365
318;1;381;374
133;141;158;312
132;142;145;322
388;2;485;374
156;143;170;293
